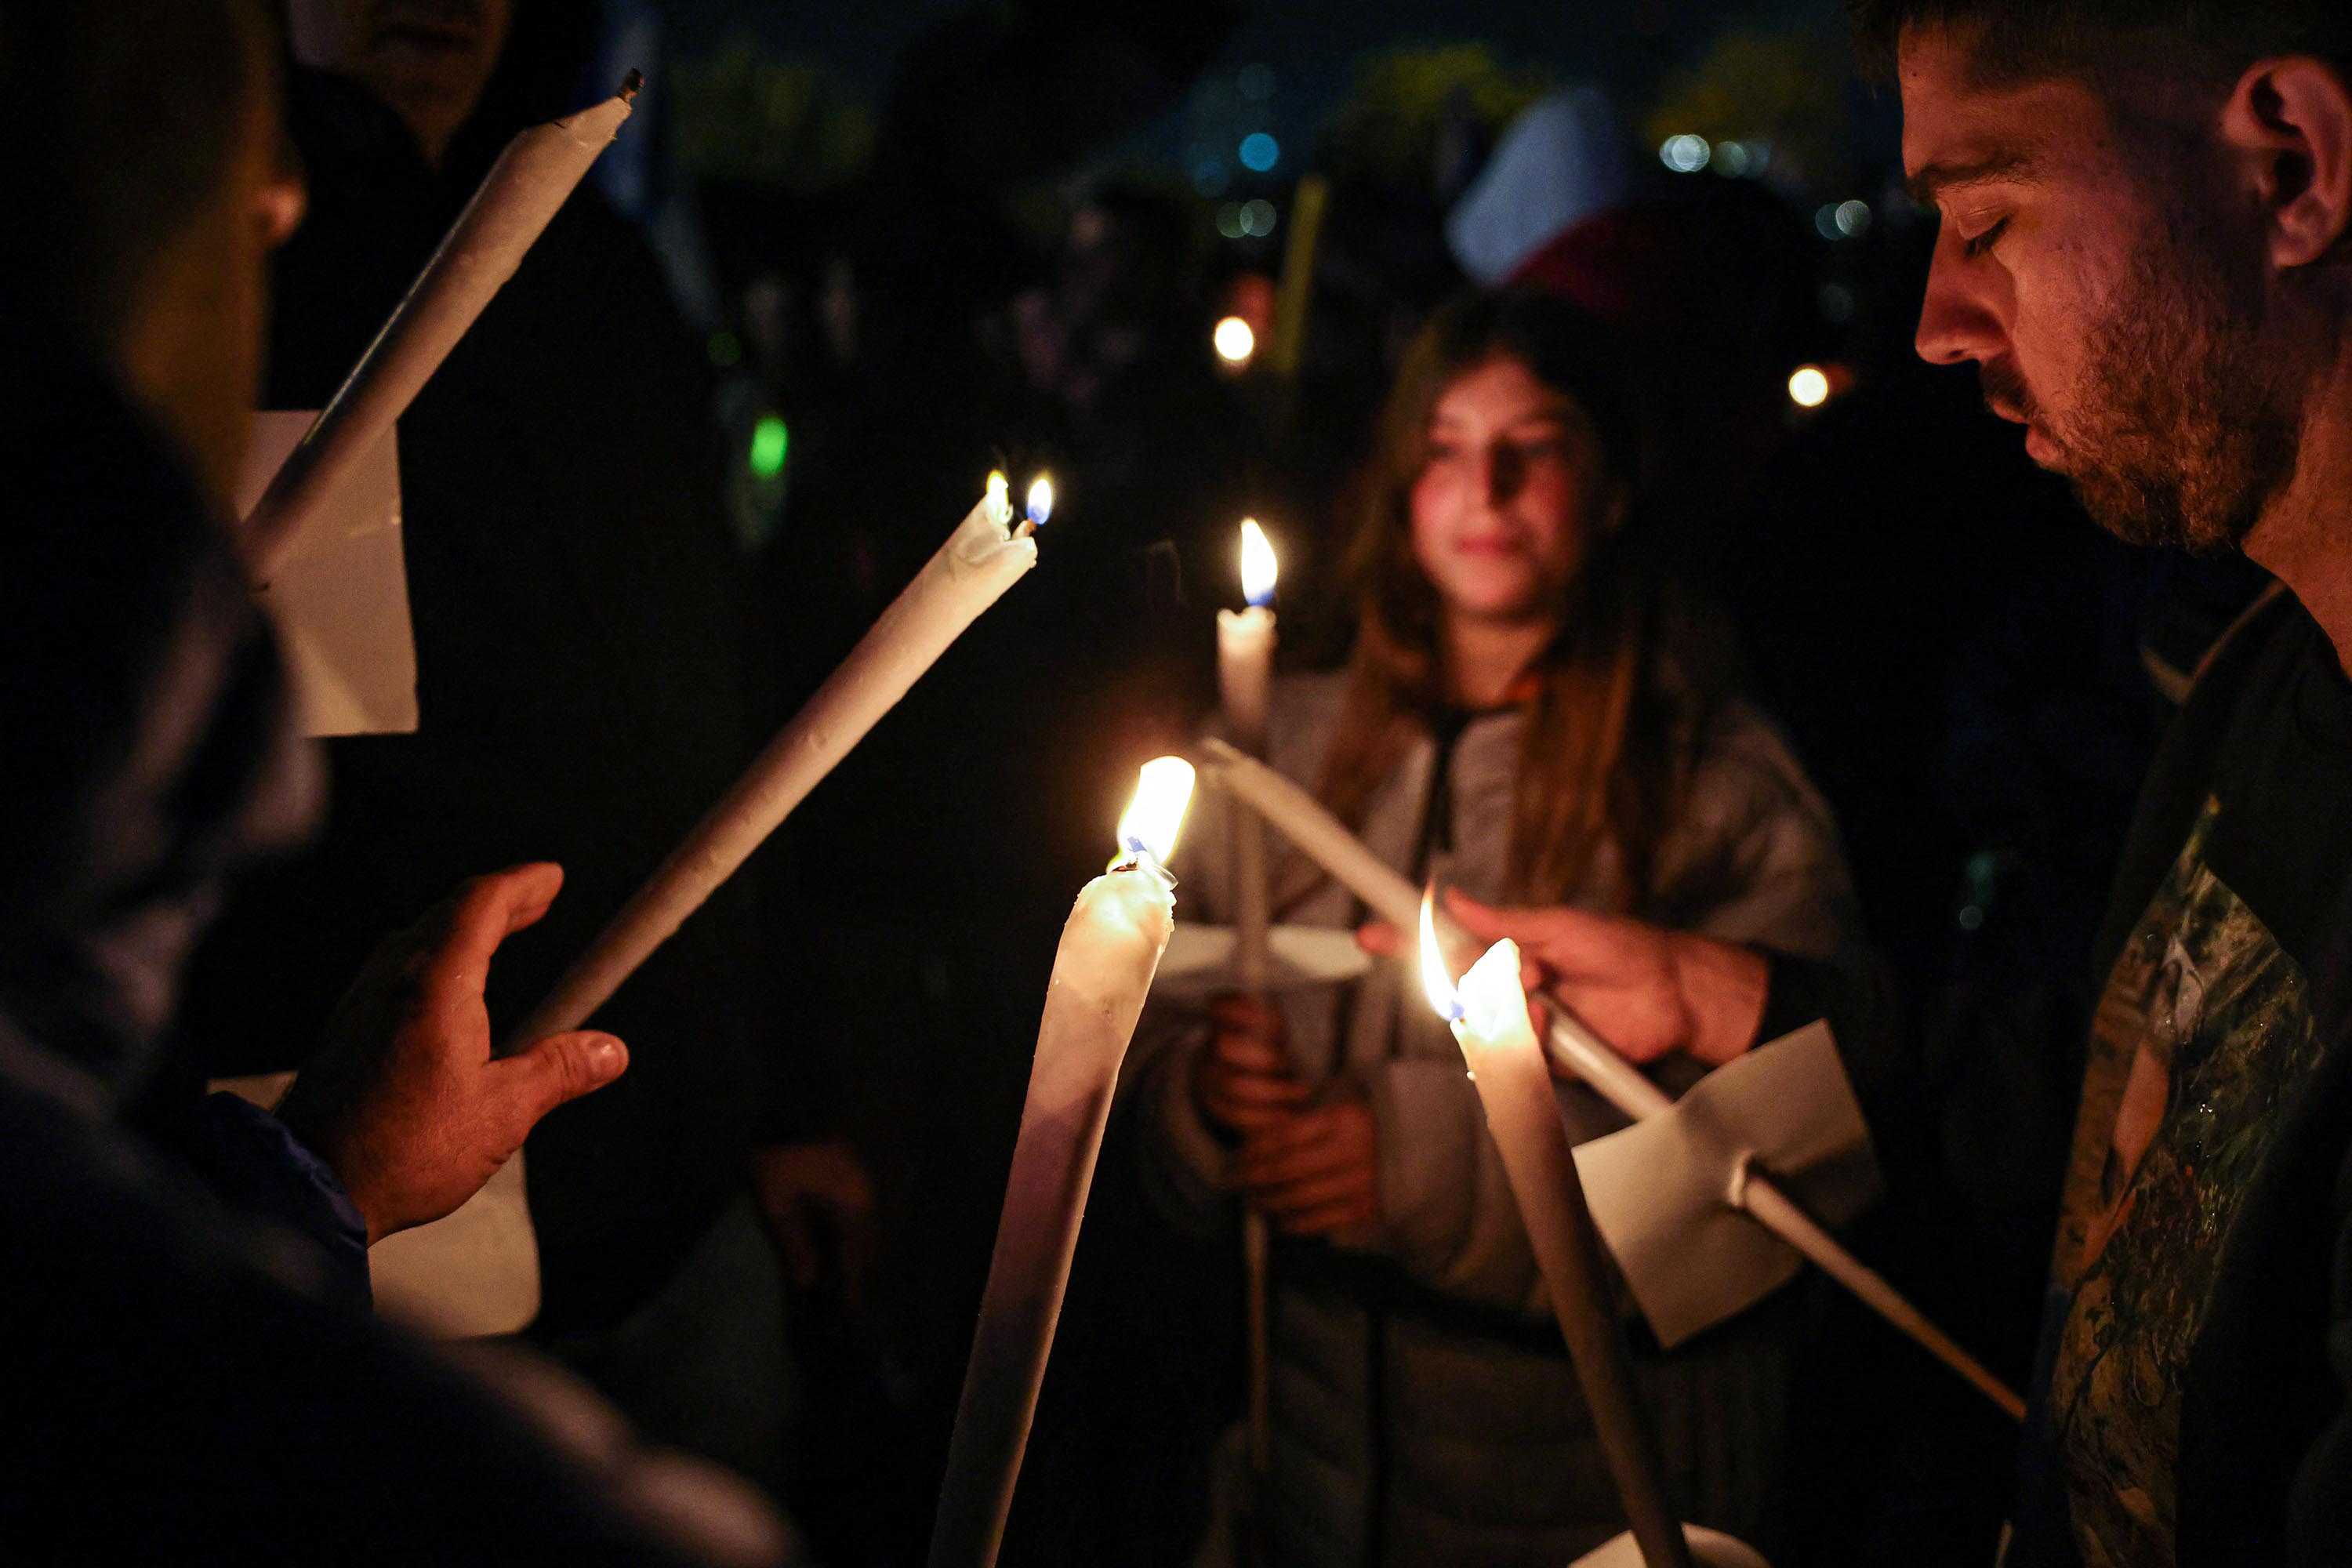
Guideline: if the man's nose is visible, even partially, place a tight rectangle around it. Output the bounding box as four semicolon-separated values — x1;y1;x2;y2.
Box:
1914;230;2008;367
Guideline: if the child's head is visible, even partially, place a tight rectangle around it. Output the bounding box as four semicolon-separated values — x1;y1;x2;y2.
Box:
1358;292;1642;644
1324;292;1682;910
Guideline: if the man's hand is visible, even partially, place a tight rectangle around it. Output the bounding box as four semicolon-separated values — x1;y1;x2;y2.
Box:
1192;994;1309;1136
278;864;628;1245
750;1139;877;1308
1359;891;1769;1068
1232;1098;1379;1236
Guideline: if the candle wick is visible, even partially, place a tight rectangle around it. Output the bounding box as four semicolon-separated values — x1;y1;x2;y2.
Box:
618;69;644;101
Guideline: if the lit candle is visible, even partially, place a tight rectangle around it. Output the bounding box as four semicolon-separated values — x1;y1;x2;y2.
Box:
245;75;642;580
929;760;1195;1568
509;475;1040;1049
1419;897;1695;1568
1214;519;1280;1479
1217;521;1279;994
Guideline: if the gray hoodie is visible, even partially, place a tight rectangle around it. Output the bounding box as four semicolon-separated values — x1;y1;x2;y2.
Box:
1126;668;1869;1566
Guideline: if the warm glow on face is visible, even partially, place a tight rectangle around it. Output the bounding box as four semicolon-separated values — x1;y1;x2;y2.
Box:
1026;476;1054;526
1788;365;1831;408
1418;887;1464;1022
1214;316;1257;365
1239;518;1278;608
1117;757;1196;866
986;470;1011;526
1455;940;1533;1041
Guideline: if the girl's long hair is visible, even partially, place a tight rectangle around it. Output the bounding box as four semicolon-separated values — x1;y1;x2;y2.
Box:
1316;290;1693;912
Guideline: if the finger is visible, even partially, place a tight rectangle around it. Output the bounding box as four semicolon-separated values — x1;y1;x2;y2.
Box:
1207;996;1281;1040
419;864;567;1029
1356;920;1400;957
1250;1166;1375;1217
1236;1136;1363;1189
495;1029;628;1125
1447;888;1618;974
1272;1196;1378;1236
1212;1033;1299;1076
1216;1081;1312;1114
1214;1100;1301;1134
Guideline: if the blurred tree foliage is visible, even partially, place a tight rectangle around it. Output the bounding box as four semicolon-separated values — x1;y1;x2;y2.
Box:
670;40;876;192
1316;43;1553;192
1642;29;1854;191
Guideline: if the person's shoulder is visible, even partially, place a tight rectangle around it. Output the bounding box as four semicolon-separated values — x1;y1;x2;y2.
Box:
1681;695;1838;839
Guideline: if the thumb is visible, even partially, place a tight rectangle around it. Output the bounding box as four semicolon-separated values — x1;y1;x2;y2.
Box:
498;1030;629;1123
1444;887;1512;941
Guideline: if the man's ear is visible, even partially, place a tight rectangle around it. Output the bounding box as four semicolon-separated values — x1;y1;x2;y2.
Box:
2220;56;2352;270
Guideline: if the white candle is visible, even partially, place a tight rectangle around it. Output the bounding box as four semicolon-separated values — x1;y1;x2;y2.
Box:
1420;902;1693;1568
929;759;1195;1568
245;76;642;580
1214;520;1279;1481
508;477;1039;1049
1216;521;1278;994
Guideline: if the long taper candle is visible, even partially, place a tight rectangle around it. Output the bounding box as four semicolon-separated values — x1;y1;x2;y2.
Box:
1420;898;1694;1568
928;759;1195;1568
245;76;641;579
1214;518;1279;1483
509;475;1040;1051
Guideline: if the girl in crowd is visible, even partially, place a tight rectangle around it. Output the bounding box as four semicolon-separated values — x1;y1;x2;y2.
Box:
1127;289;1868;1566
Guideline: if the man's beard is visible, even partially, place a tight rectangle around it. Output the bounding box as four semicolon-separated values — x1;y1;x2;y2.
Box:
1998;199;2299;554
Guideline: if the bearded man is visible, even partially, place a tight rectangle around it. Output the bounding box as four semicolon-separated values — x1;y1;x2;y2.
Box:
1454;1;2352;1561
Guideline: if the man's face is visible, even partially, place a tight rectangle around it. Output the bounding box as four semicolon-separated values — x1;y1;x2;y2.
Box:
1902;28;2298;552
289;0;515;164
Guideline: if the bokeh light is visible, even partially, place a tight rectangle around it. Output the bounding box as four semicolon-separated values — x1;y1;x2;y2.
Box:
749;414;789;478
1788;366;1831;408
1659;134;1710;173
1239;132;1280;172
1213;316;1257;365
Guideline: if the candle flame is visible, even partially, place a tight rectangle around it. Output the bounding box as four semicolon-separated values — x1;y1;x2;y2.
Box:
1240;517;1278;608
1456;939;1534;1041
1418;886;1465;1022
1026;476;1054;527
985;470;1011;527
1116;756;1196;868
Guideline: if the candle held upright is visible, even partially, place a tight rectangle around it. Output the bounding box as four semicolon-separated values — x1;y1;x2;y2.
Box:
1215;519;1280;1483
928;760;1196;1568
1419;895;1696;1568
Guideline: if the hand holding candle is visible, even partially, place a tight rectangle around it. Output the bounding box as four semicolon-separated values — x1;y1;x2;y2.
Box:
928;760;1196;1568
1200;738;2023;1418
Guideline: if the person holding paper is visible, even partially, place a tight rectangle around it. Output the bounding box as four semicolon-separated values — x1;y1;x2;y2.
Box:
0;3;782;1559
177;0;872;1498
1126;290;1875;1564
